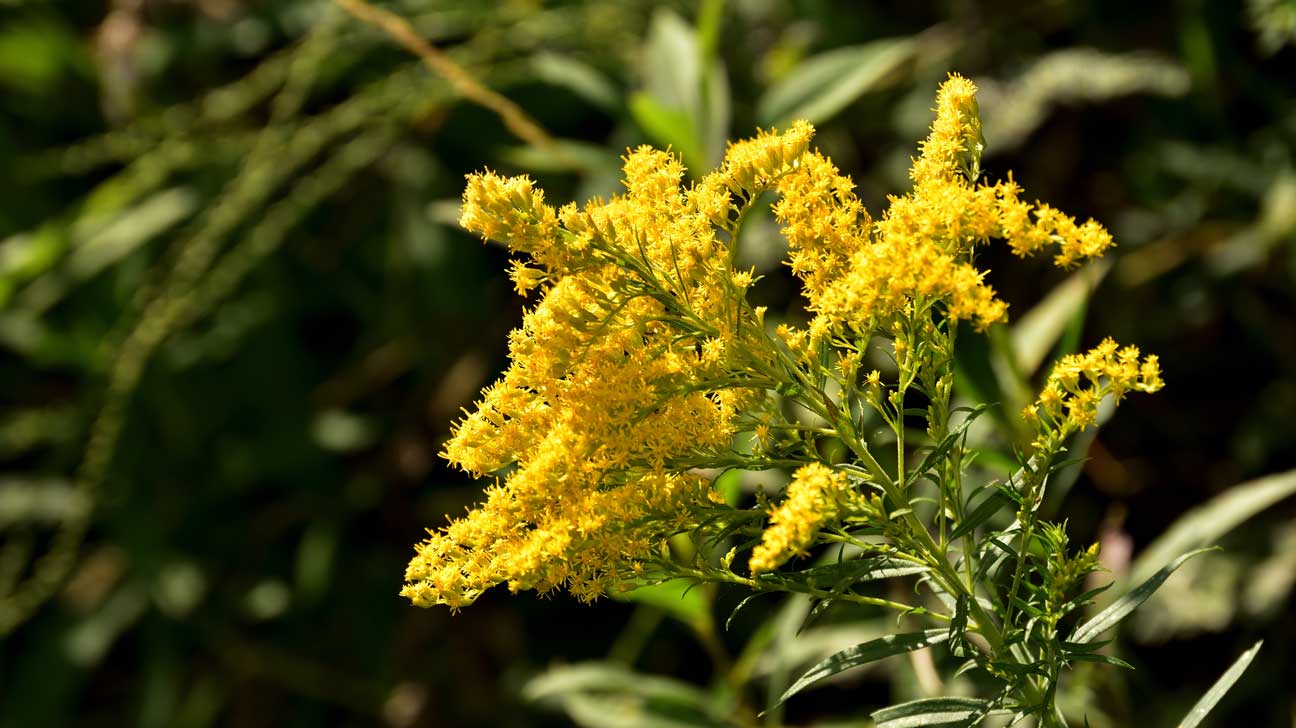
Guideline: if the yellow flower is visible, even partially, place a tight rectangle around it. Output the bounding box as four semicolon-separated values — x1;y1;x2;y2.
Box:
749;463;850;574
774;73;1113;340
1024;338;1164;451
406;124;817;608
406;75;1151;609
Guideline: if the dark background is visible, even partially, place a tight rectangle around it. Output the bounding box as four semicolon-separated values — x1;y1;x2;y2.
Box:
1;1;1293;726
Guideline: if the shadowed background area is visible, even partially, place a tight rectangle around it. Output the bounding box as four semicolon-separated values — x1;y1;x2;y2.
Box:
1;0;1294;726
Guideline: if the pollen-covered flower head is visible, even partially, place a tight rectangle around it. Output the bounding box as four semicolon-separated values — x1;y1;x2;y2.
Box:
1023;337;1164;452
775;72;1117;343
749;463;852;574
405;123;817;609
406;74;1144;610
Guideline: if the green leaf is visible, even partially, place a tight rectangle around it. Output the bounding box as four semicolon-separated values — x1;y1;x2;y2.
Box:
628;92;703;172
946;594;970;657
954;325;1026;443
757;38;916;125
1176;640;1263;728
38;186;197;305
979;48;1190;153
293;520;338;605
615;578;710;633
757;556;928;591
0;19;92;96
523;661;714;710
974;521;1021;582
906;403;992;489
948;490;1011;543
1058;583;1113;619
500;139;620;175
1069;547;1214;644
768;629;950;710
634;8;730;170
725;592;773;632
641;9;700;116
1067;652;1135;670
1058;638;1112;654
872;697;996;728
714;468;743;508
555;693;726;728
529;52;621;111
1128;468;1296;586
524;662;729;728
699;56;731;170
1009;260;1111;376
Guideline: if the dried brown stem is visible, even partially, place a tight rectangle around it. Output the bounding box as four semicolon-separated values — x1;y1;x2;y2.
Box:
334;0;556;150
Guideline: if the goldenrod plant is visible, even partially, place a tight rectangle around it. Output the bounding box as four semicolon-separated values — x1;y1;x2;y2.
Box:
401;75;1257;726
5;0;1296;724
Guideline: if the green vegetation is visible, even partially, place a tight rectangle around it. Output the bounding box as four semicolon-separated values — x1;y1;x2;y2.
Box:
1;1;1293;726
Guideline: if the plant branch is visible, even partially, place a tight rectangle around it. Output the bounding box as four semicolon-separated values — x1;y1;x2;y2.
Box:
334;0;557;150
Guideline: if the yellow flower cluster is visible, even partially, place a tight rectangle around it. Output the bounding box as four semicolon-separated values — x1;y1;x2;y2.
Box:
749;463;851;574
776;73;1116;341
403;125;816;609
405;74;1141;609
1022;337;1164;451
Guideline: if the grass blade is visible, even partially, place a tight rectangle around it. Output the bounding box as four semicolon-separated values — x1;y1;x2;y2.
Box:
1176;640;1263;728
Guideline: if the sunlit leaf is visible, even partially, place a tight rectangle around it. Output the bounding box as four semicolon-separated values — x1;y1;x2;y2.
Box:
906;403;992;489
500;139;620;175
529;52;621;111
524;662;706;704
628;92;703;172
756;556;929;591
641;9;700;117
615;578;710;633
1009;260;1111;377
979;48;1190;152
1070;548;1214;644
555;693;725;728
1176;640;1263;728
768;629;950;710
948;490;1011;543
634;8;729;170
1128;469;1296;586
725;591;773;632
757;38;916;126
872;696;998;728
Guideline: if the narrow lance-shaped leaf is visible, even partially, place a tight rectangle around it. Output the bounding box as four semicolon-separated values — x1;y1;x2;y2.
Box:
1129;468;1296;586
906;403;992;489
872;697;996;728
948;489;1011;543
757;38;916;125
1067;652;1135;670
1009;260;1111;376
767;629;950;712
1176;640;1263;728
1069;547;1214;644
757;556;929;591
725;592;772;633
528;52;621;111
523;661;715;711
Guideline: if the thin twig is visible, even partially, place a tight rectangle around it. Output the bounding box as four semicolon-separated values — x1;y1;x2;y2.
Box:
334;0;556;150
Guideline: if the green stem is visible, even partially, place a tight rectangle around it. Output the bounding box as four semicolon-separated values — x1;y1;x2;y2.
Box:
679;566;947;621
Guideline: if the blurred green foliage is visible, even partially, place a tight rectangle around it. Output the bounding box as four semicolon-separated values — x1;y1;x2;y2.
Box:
0;0;1293;726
